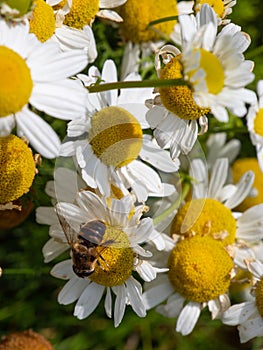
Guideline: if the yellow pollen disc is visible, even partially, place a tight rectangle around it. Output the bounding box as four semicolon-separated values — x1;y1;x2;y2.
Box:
0;329;54;350
254;108;263;137
159;56;210;120
170;198;236;245
89;227;134;287
89;106;143;168
188;48;225;95
195;0;225;18
119;0;178;43
167;235;233;303
61;0;100;29
232;158;263;211
29;0;55;42
256;278;263;317
0;135;36;204
0;46;33;117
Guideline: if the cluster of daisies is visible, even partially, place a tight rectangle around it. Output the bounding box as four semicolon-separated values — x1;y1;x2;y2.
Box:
1;0;263;344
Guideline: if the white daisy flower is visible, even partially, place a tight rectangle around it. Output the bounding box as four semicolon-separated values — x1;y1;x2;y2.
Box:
142;233;235;336
171;0;237;46
60;59;179;202
0;18;88;158
119;0;194;79
50;0;127;28
180;4;256;121
194;0;237;25
25;0;97;61
176;157;263;250
49;190;166;327
146;4;256;158
141;157;263;336
222;258;263;343
247;80;263;172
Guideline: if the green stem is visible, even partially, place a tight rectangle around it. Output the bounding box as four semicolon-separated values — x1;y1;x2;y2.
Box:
153;182;190;226
148;16;178;27
87;78;188;93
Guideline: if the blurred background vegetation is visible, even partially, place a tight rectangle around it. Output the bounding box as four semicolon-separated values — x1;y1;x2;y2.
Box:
1;0;263;348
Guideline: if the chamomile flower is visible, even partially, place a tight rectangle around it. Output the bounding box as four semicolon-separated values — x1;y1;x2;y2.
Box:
179;4;255;121
222;258;263;343
118;0;193;44
0;18;88;158
146;5;256;158
50;190;166;326
142;233;234;335
247;80;263;172
119;0;193;79
173;157;263;250
50;0;126;28
194;0;237;25
60;60;179;202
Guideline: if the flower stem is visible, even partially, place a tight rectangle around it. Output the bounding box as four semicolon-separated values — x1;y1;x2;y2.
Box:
153;182;190;226
87;78;187;93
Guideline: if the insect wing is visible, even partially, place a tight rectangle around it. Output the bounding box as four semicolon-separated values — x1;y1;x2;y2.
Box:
79;220;106;246
55;205;77;246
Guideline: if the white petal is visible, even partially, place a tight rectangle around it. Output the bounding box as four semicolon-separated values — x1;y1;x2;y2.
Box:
140;138;180;172
42;238;68;263
221;301;257;325
136;261;158;282
104;287;112;318
176;302;202;335
74;283;104;319
208;158;228;199
142;278;174;309
224;171;254;209
0;115;15;136
58;277;89;305
51;259;75;279
126;277;146;317
113;284;126;327
238;315;263;343
16;108;61;158
156;293;185;318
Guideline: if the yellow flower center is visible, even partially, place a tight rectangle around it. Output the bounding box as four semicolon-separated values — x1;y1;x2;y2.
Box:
195;0;225;18
0;135;36;204
168;235;233;302
3;0;33;16
88;106;143;168
187;48;225;95
254;108;263;137
29;0;56;42
89;226;134;287
0;46;33;117
170;198;236;245
256;278;263;318
159;56;210;120
232;158;263;211
119;0;178;43
61;0;100;29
